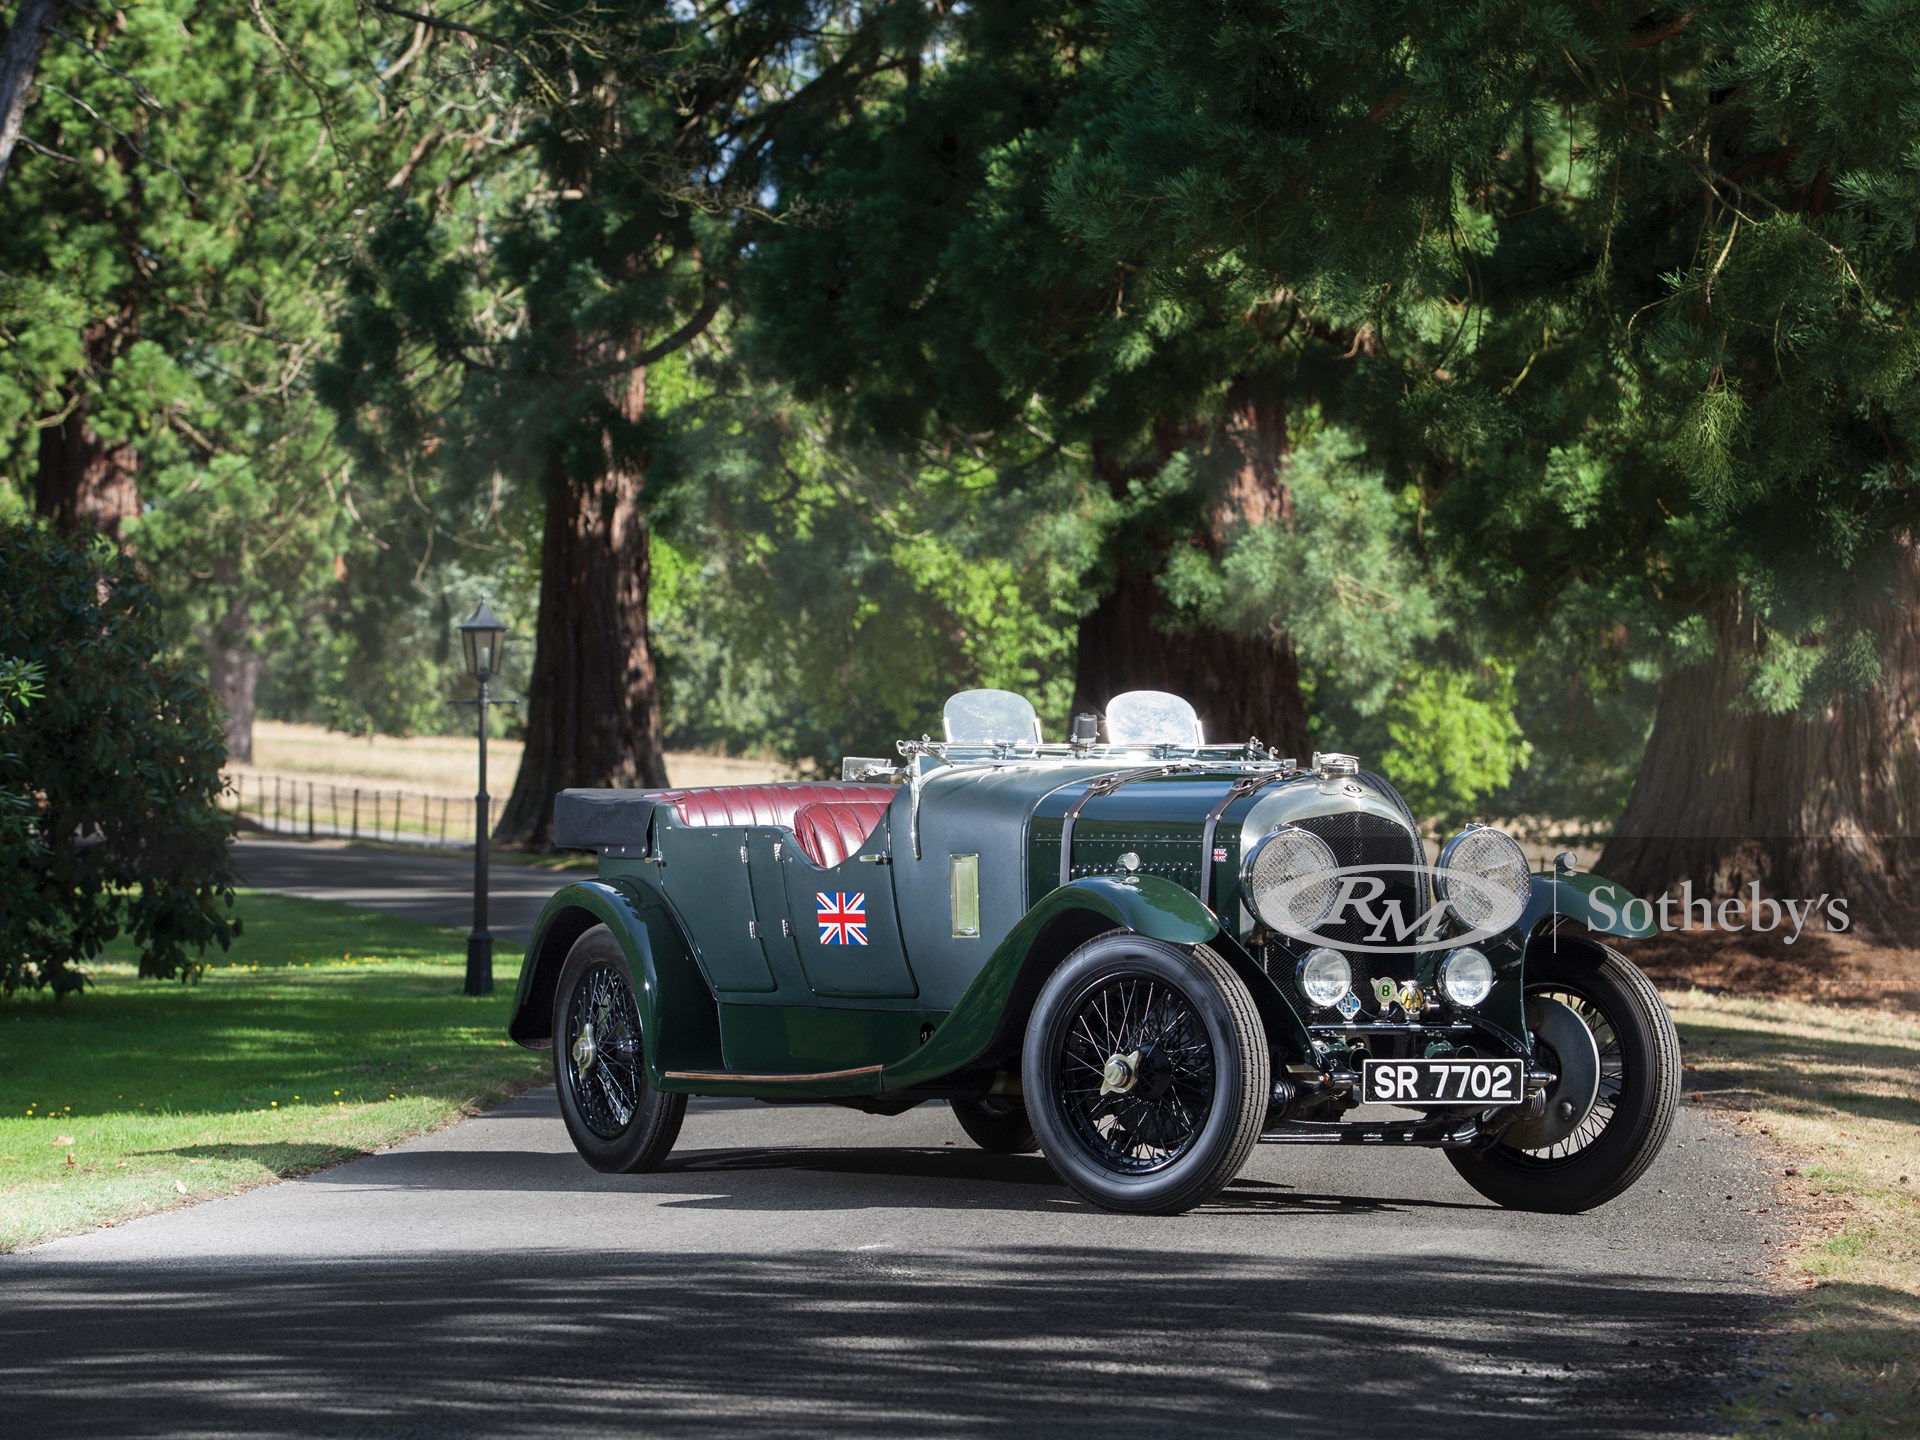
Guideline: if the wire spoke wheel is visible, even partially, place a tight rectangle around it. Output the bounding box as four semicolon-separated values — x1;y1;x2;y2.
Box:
1053;973;1217;1175
563;960;646;1140
1512;985;1623;1164
1025;936;1267;1214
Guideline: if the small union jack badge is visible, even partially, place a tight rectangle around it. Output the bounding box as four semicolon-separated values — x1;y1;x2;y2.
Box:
816;892;868;946
1211;847;1228;862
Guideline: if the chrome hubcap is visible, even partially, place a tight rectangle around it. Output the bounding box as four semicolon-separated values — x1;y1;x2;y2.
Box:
571;1023;597;1075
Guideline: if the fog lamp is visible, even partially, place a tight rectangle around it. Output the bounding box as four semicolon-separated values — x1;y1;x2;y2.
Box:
1439;947;1495;1008
1297;948;1353;1010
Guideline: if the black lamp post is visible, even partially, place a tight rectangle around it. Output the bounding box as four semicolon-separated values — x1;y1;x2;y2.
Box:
454;600;512;997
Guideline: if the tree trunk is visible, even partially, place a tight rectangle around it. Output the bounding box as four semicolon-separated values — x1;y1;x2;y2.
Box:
1598;541;1920;937
33;312;142;540
495;365;668;850
1072;392;1310;756
201;565;260;764
0;0;63;188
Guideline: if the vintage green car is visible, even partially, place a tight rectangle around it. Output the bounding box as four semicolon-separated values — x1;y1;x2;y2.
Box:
508;689;1678;1215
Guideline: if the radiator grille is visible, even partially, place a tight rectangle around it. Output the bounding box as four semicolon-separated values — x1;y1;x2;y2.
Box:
1264;808;1426;1021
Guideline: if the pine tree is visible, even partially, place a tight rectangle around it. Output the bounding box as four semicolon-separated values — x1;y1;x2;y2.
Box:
742;2;1326;752
0;0;432;760
1058;1;1920;928
324;0;933;845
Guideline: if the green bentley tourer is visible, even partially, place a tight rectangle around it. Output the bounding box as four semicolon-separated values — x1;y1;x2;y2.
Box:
508;688;1676;1216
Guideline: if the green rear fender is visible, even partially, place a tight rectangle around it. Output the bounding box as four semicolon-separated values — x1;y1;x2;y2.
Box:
882;874;1310;1090
1516;871;1657;941
507;878;723;1084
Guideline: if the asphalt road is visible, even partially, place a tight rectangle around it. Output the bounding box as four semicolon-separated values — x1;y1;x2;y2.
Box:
1;1086;1775;1438
233;836;567;941
7;836;1776;1435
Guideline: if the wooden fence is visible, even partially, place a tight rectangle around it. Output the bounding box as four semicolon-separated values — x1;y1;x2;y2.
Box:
224;772;500;847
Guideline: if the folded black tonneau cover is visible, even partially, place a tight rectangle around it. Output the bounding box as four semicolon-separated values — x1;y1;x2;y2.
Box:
551;789;675;851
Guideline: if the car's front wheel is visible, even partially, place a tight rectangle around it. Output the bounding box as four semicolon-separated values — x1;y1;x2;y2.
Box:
552;924;687;1173
1023;934;1269;1215
1446;938;1680;1213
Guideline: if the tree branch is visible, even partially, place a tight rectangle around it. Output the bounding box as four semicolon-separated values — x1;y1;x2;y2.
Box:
0;0;64;186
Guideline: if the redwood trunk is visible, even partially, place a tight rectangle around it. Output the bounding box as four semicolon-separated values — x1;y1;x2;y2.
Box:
1598;543;1920;937
33;313;141;540
1073;392;1309;756
35;407;141;540
495;367;668;849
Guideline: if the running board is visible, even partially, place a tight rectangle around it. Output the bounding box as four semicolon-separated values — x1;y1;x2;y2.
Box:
659;1064;884;1098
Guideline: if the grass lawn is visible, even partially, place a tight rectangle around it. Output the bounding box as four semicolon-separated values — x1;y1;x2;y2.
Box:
1668;990;1920;1438
0;891;546;1253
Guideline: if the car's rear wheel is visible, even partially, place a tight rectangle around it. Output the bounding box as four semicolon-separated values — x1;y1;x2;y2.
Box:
1023;934;1268;1215
1446;939;1679;1213
552;924;687;1173
949;1097;1038;1154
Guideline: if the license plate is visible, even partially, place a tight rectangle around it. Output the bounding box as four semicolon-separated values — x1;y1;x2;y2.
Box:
1361;1058;1523;1106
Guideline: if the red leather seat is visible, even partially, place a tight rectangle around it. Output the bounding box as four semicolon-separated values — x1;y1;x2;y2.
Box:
661;783;896;832
791;801;892;869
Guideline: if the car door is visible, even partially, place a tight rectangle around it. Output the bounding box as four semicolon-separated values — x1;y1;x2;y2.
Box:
661;826;778;994
780;816;919;999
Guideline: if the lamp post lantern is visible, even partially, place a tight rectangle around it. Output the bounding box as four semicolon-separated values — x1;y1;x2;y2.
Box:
454;600;513;996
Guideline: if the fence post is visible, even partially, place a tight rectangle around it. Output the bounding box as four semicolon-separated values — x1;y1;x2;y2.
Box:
307;782;315;839
351;788;359;841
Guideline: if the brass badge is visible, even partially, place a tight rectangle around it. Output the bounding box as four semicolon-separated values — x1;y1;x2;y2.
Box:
1398;980;1425;1014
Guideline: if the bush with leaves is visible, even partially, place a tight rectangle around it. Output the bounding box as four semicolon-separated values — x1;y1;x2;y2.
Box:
0;524;237;998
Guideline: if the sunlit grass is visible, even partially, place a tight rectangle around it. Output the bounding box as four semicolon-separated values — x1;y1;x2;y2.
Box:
0;891;545;1252
1668;990;1920;1438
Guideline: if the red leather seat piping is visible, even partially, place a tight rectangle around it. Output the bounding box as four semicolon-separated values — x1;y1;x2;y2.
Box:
791;801;892;869
659;782;897;834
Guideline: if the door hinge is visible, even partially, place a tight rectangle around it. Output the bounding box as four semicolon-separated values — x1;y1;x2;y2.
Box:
740;843;749;864
781;918;793;938
747;920;761;939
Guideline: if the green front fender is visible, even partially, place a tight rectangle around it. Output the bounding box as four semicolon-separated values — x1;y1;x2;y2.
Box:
1516;870;1656;941
507;878;723;1085
882;874;1309;1091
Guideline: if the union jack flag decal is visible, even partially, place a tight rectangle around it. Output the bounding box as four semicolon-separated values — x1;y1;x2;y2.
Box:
816;891;868;946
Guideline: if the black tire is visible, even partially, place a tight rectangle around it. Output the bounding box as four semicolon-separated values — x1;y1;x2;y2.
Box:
1022;934;1269;1215
950;1097;1039;1154
552;924;687;1174
1446;939;1680;1213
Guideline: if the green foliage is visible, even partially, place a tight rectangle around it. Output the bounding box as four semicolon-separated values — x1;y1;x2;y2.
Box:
1060;0;1920;727
1160;430;1441;715
648;371;1087;767
260;561;539;740
0;524;238;997
0;654;46;875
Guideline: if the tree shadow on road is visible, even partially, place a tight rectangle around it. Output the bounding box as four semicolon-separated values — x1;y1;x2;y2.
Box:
0;1245;1761;1439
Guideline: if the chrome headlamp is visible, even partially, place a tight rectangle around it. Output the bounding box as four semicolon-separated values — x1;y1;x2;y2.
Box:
1241;825;1340;935
1439;946;1496;1008
1436;824;1530;934
1296;947;1353;1010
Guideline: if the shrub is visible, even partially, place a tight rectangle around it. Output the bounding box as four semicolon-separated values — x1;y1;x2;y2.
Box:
0;523;238;997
